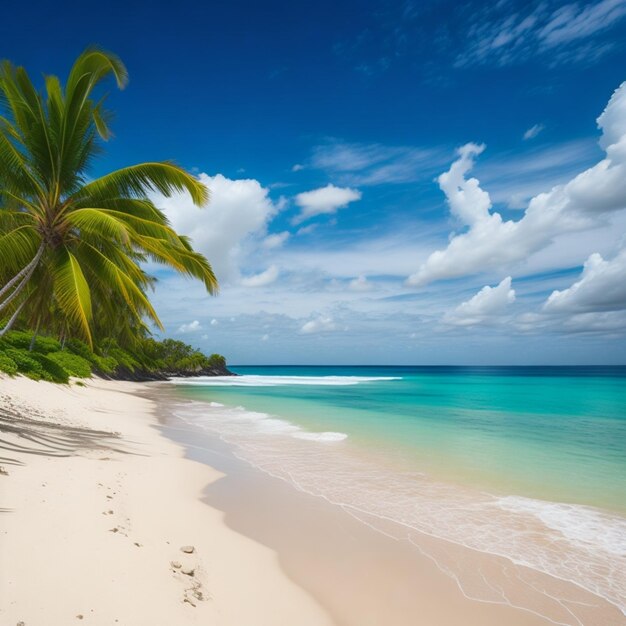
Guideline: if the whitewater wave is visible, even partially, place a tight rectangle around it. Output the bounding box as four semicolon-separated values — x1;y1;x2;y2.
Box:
176;401;348;444
292;431;348;442
170;375;401;387
495;495;626;558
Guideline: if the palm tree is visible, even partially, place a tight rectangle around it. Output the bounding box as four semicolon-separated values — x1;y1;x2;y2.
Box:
0;48;217;345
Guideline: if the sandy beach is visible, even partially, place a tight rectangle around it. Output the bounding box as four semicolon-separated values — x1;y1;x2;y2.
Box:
1;375;623;626
0;376;333;625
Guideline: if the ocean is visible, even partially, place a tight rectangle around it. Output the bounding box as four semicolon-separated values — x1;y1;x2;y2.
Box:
169;365;626;619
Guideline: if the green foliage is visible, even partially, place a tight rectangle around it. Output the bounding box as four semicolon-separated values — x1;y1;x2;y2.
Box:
0;327;228;383
91;354;118;374
208;353;226;368
67;338;96;362
31;353;70;384
46;351;92;378
0;353;18;375
1;330;61;354
0;331;31;350
4;348;43;380
32;335;62;354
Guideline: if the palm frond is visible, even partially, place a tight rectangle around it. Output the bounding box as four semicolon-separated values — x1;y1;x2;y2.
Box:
74;162;209;206
52;248;92;345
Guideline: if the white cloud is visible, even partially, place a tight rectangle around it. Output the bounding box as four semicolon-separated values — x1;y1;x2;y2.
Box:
261;334;270;341
523;124;545;140
178;320;202;333
240;265;279;288
310;140;448;185
210;318;219;326
407;82;626;287
293;184;362;223
544;249;626;313
456;0;626;67
349;275;373;291
446;277;515;326
292;164;304;172
436;142;491;225
154;173;280;283
296;223;319;235
540;0;626;48
300;315;337;334
263;231;290;249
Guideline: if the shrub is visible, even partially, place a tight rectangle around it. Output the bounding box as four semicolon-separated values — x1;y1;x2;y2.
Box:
106;347;140;372
32;335;62;354
4;347;44;379
91;354;118;374
2;331;33;350
47;352;92;378
0;331;61;354
208;354;226;368
31;354;70;384
66;338;94;361
0;353;18;375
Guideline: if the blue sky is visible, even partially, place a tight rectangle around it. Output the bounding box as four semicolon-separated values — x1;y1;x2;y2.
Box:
3;0;626;364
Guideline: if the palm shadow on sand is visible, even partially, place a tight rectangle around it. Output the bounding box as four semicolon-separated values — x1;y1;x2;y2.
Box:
0;398;130;468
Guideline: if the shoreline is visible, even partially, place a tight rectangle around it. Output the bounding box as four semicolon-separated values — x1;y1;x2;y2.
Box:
1;375;623;625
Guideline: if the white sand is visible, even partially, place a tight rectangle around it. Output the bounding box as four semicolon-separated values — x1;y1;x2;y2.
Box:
0;376;333;625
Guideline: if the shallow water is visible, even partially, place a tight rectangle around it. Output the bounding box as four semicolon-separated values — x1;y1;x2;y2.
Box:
170;365;626;620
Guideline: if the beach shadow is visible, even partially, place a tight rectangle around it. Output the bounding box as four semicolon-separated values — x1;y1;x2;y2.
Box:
0;400;130;464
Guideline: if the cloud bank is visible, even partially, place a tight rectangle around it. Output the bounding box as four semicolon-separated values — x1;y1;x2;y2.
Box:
407;82;626;287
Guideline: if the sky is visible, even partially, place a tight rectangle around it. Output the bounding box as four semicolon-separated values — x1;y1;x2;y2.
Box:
2;0;626;364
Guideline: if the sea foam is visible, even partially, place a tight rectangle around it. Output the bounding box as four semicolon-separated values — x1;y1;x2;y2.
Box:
292;431;348;442
171;375;401;387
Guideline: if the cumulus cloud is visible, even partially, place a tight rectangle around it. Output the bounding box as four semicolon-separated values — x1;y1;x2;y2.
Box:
240;265;279;288
446;277;515;326
154;173;280;283
293;184;362;223
292;164;304;172
210;318;219;326
178;320;202;333
407;82;626;287
262;231;290;249
523;124;545;140
544;249;626;313
300;315;336;334
349;275;373;291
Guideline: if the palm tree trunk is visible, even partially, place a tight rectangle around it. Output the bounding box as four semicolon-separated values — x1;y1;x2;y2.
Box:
0;244;44;314
0;243;44;301
0;301;26;337
29;320;41;351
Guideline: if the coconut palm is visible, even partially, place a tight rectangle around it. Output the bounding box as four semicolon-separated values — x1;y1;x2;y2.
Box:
0;48;217;345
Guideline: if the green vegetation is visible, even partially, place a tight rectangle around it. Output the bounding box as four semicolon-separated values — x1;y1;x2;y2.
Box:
0;48;224;375
0;328;227;383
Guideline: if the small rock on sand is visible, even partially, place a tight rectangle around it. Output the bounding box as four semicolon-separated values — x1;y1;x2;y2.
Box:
180;545;195;554
171;561;182;569
181;566;195;576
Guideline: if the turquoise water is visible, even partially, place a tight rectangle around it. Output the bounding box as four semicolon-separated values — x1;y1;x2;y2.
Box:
176;365;626;513
170;366;626;617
